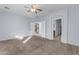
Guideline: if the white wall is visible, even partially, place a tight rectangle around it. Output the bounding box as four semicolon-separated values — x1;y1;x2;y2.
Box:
0;11;30;40
68;7;79;46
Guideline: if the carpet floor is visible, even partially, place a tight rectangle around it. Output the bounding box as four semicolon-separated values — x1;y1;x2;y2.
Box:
0;35;79;55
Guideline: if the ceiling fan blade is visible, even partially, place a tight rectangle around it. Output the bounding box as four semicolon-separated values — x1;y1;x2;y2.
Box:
31;5;34;9
37;9;43;11
24;6;29;8
4;6;10;10
35;11;37;14
27;10;30;12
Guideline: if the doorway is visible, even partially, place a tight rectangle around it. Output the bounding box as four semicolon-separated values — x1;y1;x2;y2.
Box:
31;21;45;37
31;22;41;35
53;19;62;41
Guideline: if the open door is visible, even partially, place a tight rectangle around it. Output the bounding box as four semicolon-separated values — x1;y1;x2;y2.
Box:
53;19;62;40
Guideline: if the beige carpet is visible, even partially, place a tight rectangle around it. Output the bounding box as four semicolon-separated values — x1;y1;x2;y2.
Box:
0;35;79;55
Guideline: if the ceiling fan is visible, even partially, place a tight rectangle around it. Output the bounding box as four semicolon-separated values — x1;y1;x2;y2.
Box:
4;6;10;10
24;4;43;14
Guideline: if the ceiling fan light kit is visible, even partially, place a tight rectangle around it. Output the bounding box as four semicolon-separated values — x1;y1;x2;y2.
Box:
31;8;36;12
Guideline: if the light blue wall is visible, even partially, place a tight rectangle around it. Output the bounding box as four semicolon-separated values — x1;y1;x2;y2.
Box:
36;7;79;46
28;8;68;41
0;6;79;46
35;8;68;41
51;8;68;43
0;11;30;40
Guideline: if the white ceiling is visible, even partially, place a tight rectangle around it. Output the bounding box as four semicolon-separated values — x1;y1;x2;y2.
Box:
0;4;78;17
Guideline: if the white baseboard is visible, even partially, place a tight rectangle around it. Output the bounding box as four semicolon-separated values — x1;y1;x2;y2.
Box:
67;41;79;46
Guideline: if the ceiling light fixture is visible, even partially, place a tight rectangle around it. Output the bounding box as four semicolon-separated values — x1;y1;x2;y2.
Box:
24;4;43;14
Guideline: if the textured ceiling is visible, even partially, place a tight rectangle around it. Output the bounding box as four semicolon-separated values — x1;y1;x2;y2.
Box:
0;4;78;18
